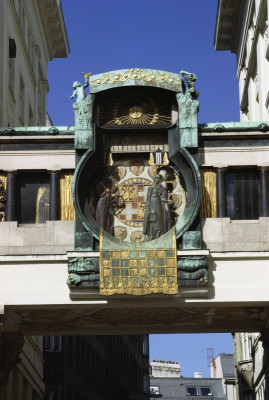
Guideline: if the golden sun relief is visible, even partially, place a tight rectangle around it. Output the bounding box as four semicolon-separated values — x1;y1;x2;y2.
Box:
98;88;173;128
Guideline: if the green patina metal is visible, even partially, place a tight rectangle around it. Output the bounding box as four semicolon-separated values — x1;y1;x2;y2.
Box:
67;257;99;287
70;75;94;149
72;70;202;245
183;231;201;250
0;126;74;135
178;256;208;286
199;121;269;133
71;68;204;290
72;146;202;246
89;68;182;93
74;231;94;251
177;71;199;148
72;148;100;243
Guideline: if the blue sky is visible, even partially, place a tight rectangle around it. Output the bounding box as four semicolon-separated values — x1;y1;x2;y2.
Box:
47;0;236;377
150;333;233;377
47;0;239;126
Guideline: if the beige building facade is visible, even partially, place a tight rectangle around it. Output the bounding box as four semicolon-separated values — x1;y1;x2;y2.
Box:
0;0;69;127
215;1;269;399
0;1;69;399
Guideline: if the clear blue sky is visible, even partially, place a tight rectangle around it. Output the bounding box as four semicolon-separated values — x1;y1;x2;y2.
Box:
47;0;239;126
150;333;233;377
47;0;236;377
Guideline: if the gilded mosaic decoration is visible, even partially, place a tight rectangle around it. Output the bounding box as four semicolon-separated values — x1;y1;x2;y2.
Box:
88;159;186;243
100;228;178;296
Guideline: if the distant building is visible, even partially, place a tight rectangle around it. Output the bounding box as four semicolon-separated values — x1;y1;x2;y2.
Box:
150;360;227;400
151;360;181;378
210;354;237;400
150;376;226;400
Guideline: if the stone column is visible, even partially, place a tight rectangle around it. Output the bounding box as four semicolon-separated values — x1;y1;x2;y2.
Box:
5;171;17;221
260;328;269;358
216;168;227;218
259;167;269;217
49;171;60;221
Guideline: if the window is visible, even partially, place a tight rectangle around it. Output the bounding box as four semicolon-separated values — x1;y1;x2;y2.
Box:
29;104;33;126
17;172;50;223
45;394;60;400
225;169;259;220
19;75;25;124
9;39;16;58
142;334;149;356
201;387;212;396
150;386;160;395
187;386;198;396
8;58;15;95
45;385;61;400
44;336;62;352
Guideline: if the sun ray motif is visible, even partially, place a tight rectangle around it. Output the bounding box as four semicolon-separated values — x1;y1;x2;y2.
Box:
98;88;173;128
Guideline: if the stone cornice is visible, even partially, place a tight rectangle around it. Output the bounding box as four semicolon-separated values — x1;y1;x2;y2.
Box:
214;0;246;53
35;0;69;60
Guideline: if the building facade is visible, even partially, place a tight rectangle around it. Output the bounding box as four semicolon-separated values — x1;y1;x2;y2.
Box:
210;353;237;400
150;360;181;378
0;0;69;127
0;1;69;399
215;1;269;399
150;376;226;400
44;335;149;400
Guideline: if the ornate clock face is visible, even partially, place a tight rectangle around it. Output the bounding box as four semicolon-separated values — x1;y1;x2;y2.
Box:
88;159;186;242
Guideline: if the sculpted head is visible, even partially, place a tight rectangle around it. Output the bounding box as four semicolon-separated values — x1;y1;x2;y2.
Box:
153;174;163;184
73;81;81;89
159;169;168;180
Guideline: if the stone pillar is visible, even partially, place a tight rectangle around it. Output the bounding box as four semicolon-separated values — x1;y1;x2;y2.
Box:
260;328;269;358
0;332;24;399
5;171;17;221
259;167;269;217
216;168;227;218
49;171;60;221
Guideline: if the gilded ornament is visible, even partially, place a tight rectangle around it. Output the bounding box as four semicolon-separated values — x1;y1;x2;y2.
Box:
99;88;172;127
99;229;178;295
90;68;181;88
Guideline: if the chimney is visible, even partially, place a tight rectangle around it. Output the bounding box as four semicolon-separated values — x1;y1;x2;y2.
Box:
194;372;202;378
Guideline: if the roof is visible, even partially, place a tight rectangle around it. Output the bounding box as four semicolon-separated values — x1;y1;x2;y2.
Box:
150;377;226;400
